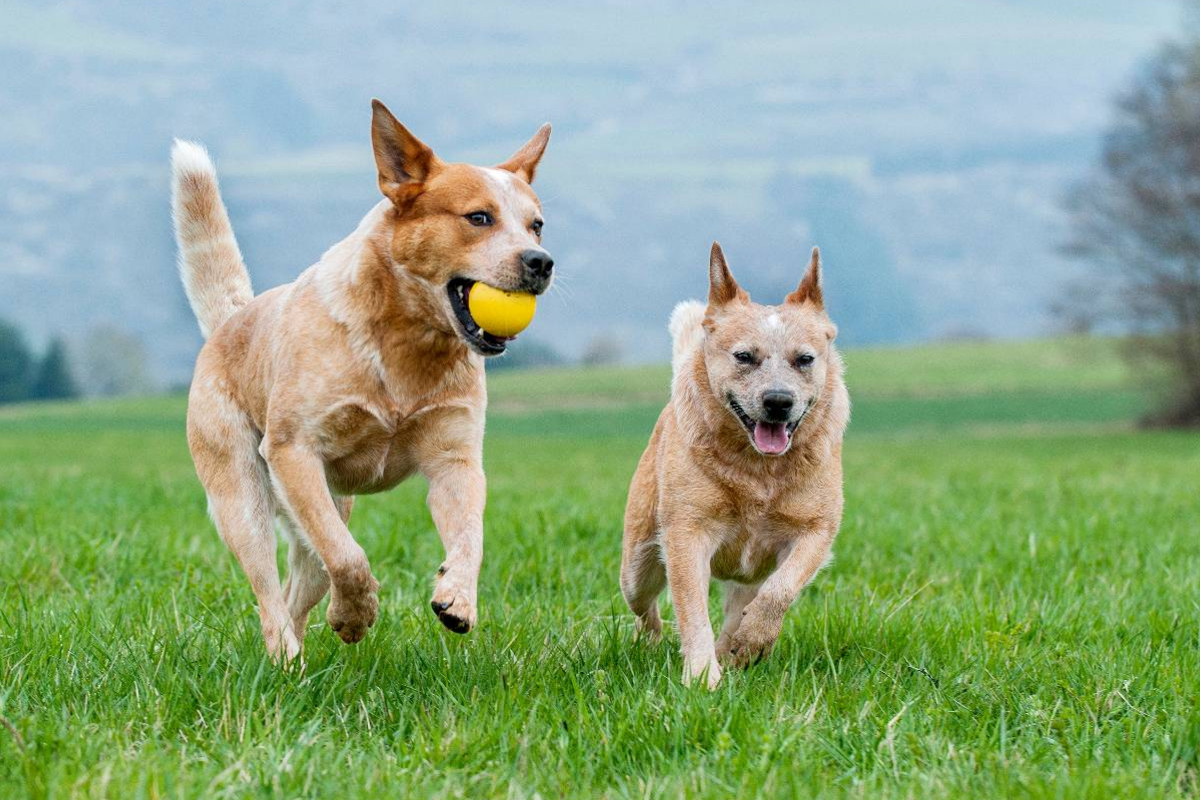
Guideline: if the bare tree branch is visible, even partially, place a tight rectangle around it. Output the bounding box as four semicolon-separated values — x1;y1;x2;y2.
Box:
1062;41;1200;425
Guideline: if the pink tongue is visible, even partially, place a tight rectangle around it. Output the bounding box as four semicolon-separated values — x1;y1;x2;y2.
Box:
753;421;789;454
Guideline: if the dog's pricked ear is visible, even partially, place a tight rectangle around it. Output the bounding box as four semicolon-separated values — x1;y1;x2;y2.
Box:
371;99;439;205
497;123;552;184
786;246;824;309
707;241;748;308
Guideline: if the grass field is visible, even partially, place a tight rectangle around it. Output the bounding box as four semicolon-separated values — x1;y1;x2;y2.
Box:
1;337;1197;798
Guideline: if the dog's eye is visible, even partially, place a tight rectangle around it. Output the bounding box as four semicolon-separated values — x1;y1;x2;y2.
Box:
733;351;756;365
465;211;494;227
530;218;544;235
794;353;816;368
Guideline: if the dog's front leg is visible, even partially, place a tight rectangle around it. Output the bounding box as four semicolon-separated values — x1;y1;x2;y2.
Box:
265;440;379;644
417;412;486;634
664;528;721;689
723;529;834;668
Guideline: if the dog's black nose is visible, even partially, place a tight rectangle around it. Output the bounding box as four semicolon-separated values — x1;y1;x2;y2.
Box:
762;391;795;420
520;248;554;280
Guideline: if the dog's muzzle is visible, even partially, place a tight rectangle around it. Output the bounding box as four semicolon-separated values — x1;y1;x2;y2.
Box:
518;248;554;294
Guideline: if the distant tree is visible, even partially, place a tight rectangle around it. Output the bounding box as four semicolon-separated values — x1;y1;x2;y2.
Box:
0;319;33;405
581;334;623;367
1046;277;1101;337
78;325;153;397
1062;41;1200;426
31;338;80;401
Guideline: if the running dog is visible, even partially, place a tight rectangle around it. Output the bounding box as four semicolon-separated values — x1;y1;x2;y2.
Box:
171;99;552;660
620;243;849;688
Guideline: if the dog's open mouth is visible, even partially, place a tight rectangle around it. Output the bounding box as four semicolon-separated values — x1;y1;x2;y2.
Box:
728;396;802;456
447;278;513;356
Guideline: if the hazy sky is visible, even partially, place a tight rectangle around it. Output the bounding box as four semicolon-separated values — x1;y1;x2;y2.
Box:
0;0;1185;378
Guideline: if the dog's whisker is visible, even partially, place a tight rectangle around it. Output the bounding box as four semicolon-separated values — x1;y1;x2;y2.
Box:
547;277;576;303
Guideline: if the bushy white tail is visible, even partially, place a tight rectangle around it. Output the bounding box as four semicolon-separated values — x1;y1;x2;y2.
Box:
170;140;252;339
669;300;705;382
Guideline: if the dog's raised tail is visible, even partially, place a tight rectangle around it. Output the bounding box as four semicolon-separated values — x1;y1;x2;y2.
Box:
171;140;253;339
669;300;706;382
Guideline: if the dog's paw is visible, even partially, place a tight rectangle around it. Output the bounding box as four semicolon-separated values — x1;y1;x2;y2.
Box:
327;576;379;644
720;623;780;669
431;563;478;634
430;589;476;634
682;654;722;690
634;609;663;644
264;622;302;665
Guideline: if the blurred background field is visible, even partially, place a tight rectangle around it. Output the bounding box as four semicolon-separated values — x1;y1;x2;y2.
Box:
1;336;1196;797
0;335;1155;440
484;335;1155;435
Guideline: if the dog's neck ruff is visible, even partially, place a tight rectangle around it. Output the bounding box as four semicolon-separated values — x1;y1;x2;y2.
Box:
313;203;478;401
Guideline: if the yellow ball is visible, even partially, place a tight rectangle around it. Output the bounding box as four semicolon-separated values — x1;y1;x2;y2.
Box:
467;282;537;338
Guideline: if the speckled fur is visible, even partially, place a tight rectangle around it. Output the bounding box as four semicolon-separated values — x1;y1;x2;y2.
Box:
174;100;551;660
621;243;849;688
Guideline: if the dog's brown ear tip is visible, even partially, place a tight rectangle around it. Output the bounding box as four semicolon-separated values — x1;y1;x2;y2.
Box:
709;241;729;270
371;99;398;122
370;99;391;123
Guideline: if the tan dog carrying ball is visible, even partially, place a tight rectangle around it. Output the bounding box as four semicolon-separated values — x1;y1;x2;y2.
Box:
621;242;849;688
172;99;553;660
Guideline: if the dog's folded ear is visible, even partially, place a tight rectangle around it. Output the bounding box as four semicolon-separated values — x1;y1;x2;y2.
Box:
786;246;824;310
707;241;749;308
497;123;552;184
371;99;440;206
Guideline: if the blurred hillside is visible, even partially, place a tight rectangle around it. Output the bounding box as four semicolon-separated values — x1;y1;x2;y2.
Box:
0;0;1179;384
0;335;1153;439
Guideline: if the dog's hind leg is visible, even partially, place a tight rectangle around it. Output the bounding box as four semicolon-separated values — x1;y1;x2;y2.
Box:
621;537;666;643
189;384;298;661
715;582;760;659
620;453;666;642
281;496;353;646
